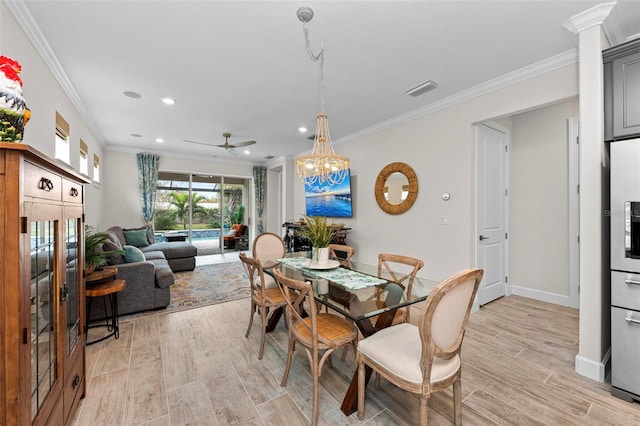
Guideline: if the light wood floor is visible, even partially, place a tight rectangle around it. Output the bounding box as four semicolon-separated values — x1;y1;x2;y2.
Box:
71;267;640;424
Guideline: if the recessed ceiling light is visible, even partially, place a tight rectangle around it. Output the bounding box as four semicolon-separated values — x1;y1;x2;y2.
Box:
405;80;439;97
130;133;143;138
298;126;308;133
156;138;164;143
161;97;175;105
243;150;251;155
123;91;142;99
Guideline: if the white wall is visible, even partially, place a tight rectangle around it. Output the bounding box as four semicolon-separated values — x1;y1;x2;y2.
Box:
293;64;580;283
509;99;579;300
1;3;104;227
101;149;253;229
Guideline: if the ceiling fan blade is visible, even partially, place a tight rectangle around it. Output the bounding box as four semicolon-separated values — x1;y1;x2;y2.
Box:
230;140;256;148
227;147;240;155
183;139;215;147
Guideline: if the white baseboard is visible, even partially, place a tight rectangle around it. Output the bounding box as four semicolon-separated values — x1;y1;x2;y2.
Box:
575;349;610;382
510;285;573;307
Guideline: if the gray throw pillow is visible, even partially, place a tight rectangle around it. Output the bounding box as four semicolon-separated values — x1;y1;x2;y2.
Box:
103;241;125;265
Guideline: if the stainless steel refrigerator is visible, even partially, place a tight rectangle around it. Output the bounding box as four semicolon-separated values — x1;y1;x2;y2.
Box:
610;138;640;402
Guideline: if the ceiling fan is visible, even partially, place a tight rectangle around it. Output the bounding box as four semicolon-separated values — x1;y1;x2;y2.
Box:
184;132;256;155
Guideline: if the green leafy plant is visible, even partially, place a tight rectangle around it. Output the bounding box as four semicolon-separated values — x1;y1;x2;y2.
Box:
233;204;245;224
297;215;337;248
84;225;124;271
167;192;207;229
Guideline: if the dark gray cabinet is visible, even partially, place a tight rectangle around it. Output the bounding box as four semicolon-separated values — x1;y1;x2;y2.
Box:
604;38;640;141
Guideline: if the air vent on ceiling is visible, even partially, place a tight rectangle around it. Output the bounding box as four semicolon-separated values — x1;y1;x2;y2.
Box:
264;155;275;160
405;80;439;97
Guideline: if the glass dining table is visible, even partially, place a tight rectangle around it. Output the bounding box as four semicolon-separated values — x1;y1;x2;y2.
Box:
261;252;436;416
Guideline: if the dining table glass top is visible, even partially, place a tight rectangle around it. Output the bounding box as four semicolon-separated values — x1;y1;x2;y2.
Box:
262;252;436;323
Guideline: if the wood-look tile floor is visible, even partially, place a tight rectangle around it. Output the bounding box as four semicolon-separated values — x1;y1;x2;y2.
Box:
71;262;640;425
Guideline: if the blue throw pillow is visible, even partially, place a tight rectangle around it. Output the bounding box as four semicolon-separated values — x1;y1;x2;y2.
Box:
123;245;145;263
124;228;149;248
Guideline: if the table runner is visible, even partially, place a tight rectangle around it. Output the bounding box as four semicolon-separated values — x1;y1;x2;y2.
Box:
277;257;386;290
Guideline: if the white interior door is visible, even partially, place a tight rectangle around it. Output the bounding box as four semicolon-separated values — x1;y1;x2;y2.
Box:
476;123;508;305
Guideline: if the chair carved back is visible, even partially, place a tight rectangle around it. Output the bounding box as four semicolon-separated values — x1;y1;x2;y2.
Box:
252;232;285;262
419;268;483;382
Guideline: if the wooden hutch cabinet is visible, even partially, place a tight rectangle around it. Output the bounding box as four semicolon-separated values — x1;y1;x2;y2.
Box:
0;143;88;425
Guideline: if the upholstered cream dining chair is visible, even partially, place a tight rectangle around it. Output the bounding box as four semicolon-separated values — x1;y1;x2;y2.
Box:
357;268;483;425
239;252;288;360
274;267;358;426
252;232;286;264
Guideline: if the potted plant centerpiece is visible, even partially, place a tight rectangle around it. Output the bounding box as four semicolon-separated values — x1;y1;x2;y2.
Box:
84;226;123;275
298;215;337;265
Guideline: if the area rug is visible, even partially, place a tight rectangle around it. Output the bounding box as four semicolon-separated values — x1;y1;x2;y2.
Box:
120;261;249;322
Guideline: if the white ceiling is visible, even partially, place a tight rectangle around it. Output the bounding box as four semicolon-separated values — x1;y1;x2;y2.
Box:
8;1;640;164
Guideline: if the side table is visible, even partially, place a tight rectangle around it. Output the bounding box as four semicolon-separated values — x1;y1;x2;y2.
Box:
85;267;126;345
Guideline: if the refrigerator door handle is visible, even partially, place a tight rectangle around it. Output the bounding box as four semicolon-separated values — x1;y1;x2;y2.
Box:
624;312;640;325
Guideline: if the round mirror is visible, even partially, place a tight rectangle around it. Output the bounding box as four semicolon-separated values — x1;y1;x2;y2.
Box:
374;162;418;214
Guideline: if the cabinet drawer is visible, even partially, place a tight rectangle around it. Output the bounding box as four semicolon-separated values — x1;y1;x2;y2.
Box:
63;354;84;422
24;162;62;201
612;271;640;311
611;306;640;397
62;178;83;204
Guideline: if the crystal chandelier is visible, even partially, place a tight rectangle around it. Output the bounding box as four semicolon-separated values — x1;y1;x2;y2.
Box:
295;6;350;186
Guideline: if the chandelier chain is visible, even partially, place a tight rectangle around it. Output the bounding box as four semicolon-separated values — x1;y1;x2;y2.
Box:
296;7;349;186
302;22;325;113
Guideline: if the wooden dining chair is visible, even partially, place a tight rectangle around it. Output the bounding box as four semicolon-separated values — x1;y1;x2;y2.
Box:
357;268;483;425
239;252;288;360
273;267;358;426
328;244;356;261
252;232;286;263
373;253;424;325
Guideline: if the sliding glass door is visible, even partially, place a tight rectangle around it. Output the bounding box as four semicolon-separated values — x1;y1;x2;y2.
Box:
154;172;250;253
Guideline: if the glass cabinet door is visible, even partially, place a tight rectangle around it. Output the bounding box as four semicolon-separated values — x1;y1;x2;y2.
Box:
30;219;58;421
65;214;81;357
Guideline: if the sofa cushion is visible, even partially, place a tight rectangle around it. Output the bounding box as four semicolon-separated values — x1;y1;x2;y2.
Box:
124;228;150;248
142;242;197;260
147;259;174;288
103;241;126;265
106;226;127;247
143;250;166;261
123;245;146;263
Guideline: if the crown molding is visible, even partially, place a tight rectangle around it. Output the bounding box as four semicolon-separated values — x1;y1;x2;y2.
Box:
563;2;616;35
5;0;105;145
335;49;578;146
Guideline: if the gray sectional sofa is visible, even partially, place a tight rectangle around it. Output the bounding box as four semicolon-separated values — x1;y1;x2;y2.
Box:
87;226;197;319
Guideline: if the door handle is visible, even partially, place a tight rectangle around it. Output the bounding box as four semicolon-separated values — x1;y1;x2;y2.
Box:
479;235;490;241
625;312;640;325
